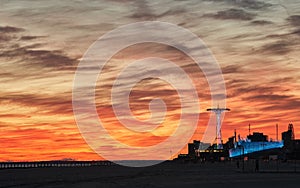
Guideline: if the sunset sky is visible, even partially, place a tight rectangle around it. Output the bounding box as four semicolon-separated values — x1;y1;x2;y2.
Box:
1;0;300;161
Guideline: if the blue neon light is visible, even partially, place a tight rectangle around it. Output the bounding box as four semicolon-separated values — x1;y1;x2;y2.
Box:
229;141;284;158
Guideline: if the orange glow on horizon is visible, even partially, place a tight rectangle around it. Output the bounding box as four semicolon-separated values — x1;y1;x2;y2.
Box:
1;0;300;162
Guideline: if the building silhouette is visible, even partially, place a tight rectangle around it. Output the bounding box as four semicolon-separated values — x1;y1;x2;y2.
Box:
176;123;299;162
247;132;268;142
282;123;300;159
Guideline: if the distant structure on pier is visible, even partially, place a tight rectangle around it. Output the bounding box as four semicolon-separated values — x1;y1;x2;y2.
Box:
229;134;284;158
175;116;300;162
207;106;230;149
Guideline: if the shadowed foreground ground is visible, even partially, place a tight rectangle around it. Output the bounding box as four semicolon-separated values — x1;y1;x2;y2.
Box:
1;161;300;188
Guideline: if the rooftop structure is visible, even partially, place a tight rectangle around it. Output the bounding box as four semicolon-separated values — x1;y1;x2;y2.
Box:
247;132;268;142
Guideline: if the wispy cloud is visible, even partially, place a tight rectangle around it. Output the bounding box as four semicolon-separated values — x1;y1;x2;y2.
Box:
0;25;78;71
1;0;300;161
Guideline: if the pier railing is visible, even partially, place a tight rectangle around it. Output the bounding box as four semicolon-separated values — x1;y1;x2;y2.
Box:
0;161;114;169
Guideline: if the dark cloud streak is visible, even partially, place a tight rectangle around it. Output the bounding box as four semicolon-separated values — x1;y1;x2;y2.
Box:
20;35;45;41
204;8;256;21
259;40;291;55
0;26;24;33
287;15;300;27
251;20;273;25
0;92;73;115
0;39;77;71
204;0;272;10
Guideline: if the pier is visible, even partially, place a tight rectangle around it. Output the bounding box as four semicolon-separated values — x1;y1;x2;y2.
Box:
0;161;113;169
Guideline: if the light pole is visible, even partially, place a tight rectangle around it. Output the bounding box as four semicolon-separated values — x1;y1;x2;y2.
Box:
242;145;245;172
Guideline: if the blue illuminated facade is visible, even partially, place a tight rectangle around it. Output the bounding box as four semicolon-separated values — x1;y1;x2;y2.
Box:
229;140;284;158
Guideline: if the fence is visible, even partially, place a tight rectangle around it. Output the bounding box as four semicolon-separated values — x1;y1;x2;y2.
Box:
0;161;114;169
235;159;300;173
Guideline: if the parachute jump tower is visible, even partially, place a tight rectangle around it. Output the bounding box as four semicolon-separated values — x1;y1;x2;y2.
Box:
207;106;230;149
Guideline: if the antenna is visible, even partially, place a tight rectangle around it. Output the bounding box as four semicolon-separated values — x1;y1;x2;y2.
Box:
248;123;251;136
276;123;278;141
234;129;237;143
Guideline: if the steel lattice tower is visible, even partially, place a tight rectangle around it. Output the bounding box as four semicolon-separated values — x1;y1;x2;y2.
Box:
207;106;230;149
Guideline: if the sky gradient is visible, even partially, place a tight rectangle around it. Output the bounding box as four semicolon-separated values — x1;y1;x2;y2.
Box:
1;0;300;161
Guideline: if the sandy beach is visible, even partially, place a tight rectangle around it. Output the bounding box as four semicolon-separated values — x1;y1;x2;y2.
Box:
1;161;300;188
